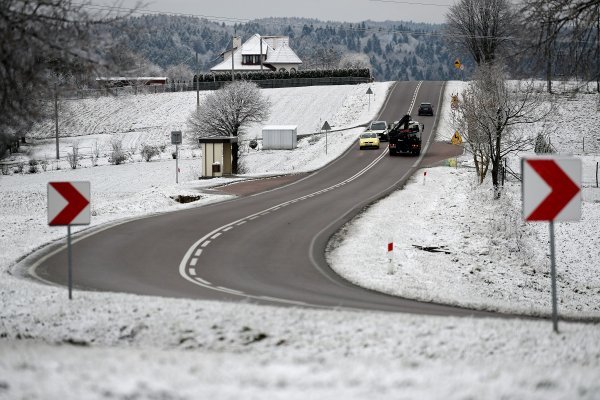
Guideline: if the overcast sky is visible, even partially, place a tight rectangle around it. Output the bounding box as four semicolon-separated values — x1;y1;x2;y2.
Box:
94;0;454;24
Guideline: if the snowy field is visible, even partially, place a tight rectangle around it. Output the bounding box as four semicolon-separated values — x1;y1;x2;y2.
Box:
328;80;600;318
8;83;390;168
1;81;599;399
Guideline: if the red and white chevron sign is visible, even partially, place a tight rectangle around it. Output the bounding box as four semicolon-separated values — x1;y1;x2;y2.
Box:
522;157;581;222
47;182;91;226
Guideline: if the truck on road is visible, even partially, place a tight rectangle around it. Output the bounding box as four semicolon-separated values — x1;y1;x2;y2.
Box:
387;114;424;156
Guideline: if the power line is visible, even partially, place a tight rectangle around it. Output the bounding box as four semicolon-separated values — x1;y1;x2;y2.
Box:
79;2;514;41
75;2;251;23
368;0;450;7
79;2;595;44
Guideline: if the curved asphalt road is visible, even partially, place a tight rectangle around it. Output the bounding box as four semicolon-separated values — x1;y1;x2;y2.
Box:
31;81;491;316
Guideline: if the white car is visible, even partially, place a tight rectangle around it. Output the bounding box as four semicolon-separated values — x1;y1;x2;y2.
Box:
366;120;388;142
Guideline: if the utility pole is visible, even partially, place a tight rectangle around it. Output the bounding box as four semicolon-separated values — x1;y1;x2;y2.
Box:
54;83;59;160
231;33;235;82
260;34;263;71
196;51;200;107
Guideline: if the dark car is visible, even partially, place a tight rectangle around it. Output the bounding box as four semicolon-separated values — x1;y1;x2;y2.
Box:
418;102;434;116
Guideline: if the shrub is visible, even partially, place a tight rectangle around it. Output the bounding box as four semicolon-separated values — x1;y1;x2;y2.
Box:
534;133;554;154
109;139;127;165
91;141;100;167
141;144;160;162
40;158;48;172
66;141;80;169
28;159;39;173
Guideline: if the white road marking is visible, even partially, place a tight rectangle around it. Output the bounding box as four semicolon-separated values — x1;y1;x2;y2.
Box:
190;258;198;266
217;286;245;295
194;249;203;257
211;232;222;239
223;226;233;232
179;81;429;309
194;277;211;285
249;215;259;220
189;268;196;276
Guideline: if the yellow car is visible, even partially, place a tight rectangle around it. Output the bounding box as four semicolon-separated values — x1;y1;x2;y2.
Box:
359;132;380;149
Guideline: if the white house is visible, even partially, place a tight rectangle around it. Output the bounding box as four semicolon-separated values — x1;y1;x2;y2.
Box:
211;34;302;73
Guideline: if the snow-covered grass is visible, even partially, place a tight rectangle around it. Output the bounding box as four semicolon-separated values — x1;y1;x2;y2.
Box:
13;83;390;168
1;81;599;399
329;80;600;318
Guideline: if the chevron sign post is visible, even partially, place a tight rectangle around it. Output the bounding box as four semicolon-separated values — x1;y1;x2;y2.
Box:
48;181;91;300
522;157;581;333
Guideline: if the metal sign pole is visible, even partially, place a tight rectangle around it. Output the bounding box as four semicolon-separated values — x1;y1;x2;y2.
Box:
176;144;179;184
326;130;328;155
549;220;559;333
67;225;72;300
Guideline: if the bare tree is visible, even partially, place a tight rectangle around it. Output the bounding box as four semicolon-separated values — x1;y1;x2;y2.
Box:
0;0;132;149
338;52;372;70
450;106;490;184
457;64;553;196
188;81;270;174
165;64;193;82
445;0;517;66
520;0;600;93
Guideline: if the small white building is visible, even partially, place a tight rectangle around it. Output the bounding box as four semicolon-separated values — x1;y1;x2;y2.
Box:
262;125;298;150
211;34;302;73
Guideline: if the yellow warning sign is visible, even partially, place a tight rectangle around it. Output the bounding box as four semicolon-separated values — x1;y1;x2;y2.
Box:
451;130;463;145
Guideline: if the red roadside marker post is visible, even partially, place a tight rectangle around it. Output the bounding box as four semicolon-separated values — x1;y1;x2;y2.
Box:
522;157;581;333
48;181;91;300
387;240;394;275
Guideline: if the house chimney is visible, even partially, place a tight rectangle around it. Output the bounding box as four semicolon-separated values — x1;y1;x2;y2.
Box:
233;36;241;49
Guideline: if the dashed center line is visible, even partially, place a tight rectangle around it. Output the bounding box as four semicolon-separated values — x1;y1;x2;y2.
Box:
178;80;427;308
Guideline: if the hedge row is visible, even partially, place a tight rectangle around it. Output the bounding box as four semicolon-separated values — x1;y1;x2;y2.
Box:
193;68;370;83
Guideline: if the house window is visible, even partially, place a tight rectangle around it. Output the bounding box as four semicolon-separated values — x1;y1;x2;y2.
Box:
242;55;262;65
279;68;286;72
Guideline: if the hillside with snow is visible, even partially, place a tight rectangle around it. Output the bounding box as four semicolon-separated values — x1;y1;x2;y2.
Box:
1;81;599;399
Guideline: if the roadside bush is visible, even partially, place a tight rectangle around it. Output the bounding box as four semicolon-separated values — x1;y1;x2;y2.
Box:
91;141;100;167
534;133;554;154
66;141;80;169
109;139;127;165
13;162;24;174
40;158;48;172
28;159;39;173
141;144;160;162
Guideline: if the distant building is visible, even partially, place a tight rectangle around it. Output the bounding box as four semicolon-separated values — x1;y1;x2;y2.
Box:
95;77;168;87
211;34;302;74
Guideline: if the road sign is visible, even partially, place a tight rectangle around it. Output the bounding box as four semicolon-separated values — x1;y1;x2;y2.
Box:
451;130;463;145
171;130;182;145
366;87;373;95
48;182;90;226
321;121;331;131
522;157;581;222
454;59;461;69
